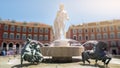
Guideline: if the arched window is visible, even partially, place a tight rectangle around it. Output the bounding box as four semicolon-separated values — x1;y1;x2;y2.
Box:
16;43;19;49
9;43;13;50
3;43;7;50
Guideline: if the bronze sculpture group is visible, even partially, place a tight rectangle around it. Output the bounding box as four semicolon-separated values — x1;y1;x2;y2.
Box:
21;38;112;67
81;41;112;66
21;38;44;65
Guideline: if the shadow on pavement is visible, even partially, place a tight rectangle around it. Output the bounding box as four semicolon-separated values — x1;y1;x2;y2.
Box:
11;63;38;68
42;58;82;63
11;58;82;68
80;63;108;68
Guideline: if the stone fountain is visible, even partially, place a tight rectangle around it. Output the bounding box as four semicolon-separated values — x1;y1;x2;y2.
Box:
40;4;84;62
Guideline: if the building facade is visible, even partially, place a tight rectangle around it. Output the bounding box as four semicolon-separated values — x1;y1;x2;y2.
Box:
66;19;120;55
0;20;54;54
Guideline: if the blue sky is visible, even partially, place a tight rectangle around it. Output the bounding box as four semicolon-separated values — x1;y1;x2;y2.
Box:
0;0;120;31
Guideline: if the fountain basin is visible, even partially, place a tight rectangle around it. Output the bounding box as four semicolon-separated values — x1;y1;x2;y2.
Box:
40;46;84;62
40;46;84;57
40;39;84;62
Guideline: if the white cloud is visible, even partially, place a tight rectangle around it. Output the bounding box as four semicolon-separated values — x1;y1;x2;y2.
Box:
80;0;120;14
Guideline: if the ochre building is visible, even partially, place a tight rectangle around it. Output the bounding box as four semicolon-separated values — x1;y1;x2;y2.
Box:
66;19;120;55
0;20;54;53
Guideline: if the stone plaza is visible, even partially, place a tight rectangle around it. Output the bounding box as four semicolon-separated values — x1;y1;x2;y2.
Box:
0;55;120;68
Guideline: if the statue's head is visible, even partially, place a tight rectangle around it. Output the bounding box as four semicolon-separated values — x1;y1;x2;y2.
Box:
59;3;64;10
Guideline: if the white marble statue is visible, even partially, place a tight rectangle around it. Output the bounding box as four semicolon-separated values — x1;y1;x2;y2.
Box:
54;4;69;40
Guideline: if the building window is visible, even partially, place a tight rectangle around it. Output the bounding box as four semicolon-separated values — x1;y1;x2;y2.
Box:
28;28;32;33
91;28;94;32
9;33;14;39
22;34;26;40
96;28;101;32
39;35;43;41
39;28;43;33
33;35;38;40
4;25;8;31
73;35;77;40
117;32;120;38
16;26;21;32
85;36;88;40
118;41;120;46
117;26;120;31
45;28;49;33
10;26;15;31
22;27;26;32
72;29;77;34
103;33;108;39
78;29;82;33
111;41;116;47
3;32;8;38
110;33;115;39
44;35;48;40
28;34;32;39
90;34;95;40
16;33;20;39
84;29;88;33
79;35;82;40
97;34;101;39
34;28;38;33
103;27;107;32
109;26;114;31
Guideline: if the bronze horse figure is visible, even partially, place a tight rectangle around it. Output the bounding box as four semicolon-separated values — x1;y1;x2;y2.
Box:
81;41;112;66
21;38;44;66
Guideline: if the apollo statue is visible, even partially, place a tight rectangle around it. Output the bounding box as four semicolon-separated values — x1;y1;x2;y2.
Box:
54;4;69;40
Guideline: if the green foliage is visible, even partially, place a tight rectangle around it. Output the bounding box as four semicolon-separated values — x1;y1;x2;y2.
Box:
23;21;27;25
11;20;16;23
